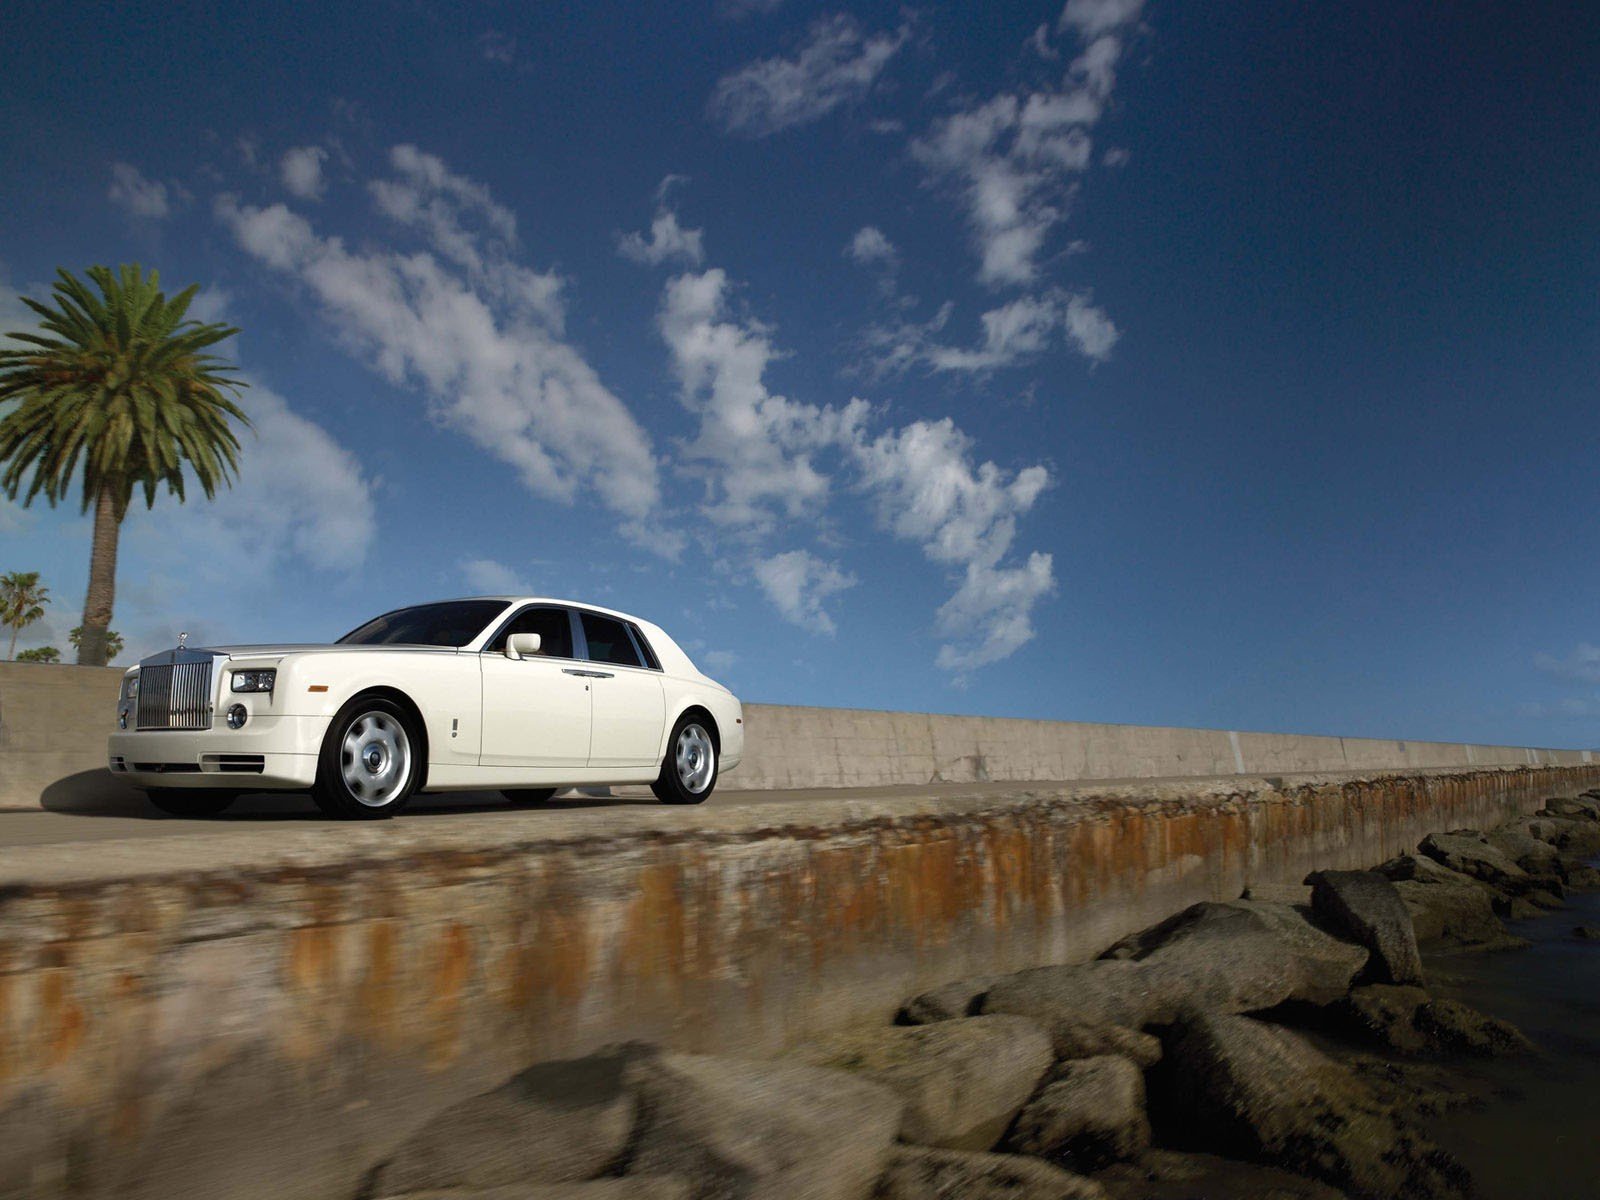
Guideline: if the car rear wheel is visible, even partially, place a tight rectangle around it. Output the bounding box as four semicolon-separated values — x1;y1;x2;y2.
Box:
502;788;559;805
146;788;237;817
651;714;718;805
312;697;421;819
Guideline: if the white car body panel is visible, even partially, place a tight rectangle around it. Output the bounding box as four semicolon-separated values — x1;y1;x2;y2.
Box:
107;597;743;795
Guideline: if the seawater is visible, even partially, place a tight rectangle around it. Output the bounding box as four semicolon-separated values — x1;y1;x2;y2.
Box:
1421;878;1600;1199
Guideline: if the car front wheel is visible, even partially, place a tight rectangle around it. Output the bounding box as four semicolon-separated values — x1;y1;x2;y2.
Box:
651;715;718;805
312;697;421;819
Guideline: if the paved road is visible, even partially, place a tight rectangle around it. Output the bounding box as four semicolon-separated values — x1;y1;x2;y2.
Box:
0;779;1092;848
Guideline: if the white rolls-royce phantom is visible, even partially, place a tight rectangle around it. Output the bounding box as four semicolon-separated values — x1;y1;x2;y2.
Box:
107;597;744;819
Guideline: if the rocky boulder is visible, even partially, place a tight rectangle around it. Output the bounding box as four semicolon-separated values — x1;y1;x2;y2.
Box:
876;1146;1106;1200
1003;1056;1150;1170
1157;1012;1470;1200
365;1045;644;1196
981;959;1151;1031
1099;900;1369;1016
383;1183;691;1200
1095;1149;1351;1200
1376;854;1522;952
788;1015;1052;1151
1483;828;1563;876
1045;1018;1163;1068
1418;831;1530;890
1522;815;1600;857
899;976;999;1025
1542;795;1600;819
622;1050;903;1200
1306;870;1425;986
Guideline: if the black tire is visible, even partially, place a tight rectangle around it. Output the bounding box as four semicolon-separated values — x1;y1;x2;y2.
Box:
311;696;423;820
651;713;719;805
147;788;237;817
502;788;559;805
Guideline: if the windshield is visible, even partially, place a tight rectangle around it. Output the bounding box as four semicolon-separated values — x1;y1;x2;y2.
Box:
336;600;512;648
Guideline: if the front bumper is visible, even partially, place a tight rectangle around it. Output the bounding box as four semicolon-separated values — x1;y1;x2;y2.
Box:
108;713;324;790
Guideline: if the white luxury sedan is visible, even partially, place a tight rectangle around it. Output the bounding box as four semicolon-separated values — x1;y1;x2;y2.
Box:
107;597;744;819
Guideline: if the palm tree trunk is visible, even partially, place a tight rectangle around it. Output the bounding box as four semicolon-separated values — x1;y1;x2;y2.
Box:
6;626;16;661
77;483;122;667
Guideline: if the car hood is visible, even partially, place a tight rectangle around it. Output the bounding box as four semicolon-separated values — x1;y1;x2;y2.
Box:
204;644;462;658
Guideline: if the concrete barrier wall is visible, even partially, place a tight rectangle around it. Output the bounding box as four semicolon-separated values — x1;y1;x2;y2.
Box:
1;663;1593;809
2;762;1597;1199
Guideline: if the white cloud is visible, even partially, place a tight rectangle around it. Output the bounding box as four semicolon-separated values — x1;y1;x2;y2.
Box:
850;418;1054;670
108;163;175;219
872;289;1119;374
479;30;517;64
911;2;1142;287
658;268;868;531
846;226;898;268
1535;643;1600;684
1028;23;1061;60
216;145;661;528
702;648;737;672
280;145;329;200
460;557;530;594
1058;0;1144;39
755;550;855;635
127;380;375;579
1102;146;1131;167
708;15;907;137
618;209;705;267
0;278;37;349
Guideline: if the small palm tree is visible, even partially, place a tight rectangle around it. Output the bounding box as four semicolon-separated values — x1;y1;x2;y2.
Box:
70;625;125;662
0;266;247;665
0;570;50;660
16;646;61;663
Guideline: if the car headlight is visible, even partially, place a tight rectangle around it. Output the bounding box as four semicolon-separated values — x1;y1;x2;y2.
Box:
230;669;276;693
122;674;139;701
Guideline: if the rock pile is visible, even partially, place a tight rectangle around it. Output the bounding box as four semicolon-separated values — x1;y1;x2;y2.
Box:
362;789;1600;1200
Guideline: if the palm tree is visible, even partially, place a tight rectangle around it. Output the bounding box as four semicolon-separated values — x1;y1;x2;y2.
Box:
70;625;125;662
0;266;247;665
0;570;50;660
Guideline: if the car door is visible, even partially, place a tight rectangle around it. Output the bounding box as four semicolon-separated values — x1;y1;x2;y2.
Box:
576;610;666;768
478;605;592;768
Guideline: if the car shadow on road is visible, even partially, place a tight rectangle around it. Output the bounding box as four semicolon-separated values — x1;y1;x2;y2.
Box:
35;769;657;822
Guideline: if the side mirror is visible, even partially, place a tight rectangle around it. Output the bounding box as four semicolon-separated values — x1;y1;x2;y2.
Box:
506;632;542;660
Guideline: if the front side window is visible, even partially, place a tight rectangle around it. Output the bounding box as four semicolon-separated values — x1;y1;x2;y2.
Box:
486;607;573;658
337;600;510;648
580;612;643;668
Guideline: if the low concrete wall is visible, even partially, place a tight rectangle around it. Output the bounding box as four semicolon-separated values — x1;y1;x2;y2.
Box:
1;763;1596;1199
0;662;1593;809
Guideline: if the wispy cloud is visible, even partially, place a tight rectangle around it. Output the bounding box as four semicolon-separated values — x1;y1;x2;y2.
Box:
108;162;183;219
912;0;1143;287
1535;642;1600;684
865;289;1118;375
755;549;856;635
846;225;898;269
619;208;705;267
459;557;531;594
216;145;661;532
478;30;517;65
280;145;329;200
709;14;908;137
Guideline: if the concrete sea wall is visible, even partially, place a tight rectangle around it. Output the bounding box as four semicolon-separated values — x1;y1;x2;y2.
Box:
0;662;1592;809
2;762;1598;1199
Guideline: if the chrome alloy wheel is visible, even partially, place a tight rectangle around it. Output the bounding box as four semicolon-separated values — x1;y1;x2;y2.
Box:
340;710;412;807
674;723;716;794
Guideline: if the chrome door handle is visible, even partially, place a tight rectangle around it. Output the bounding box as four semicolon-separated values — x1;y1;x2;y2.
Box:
562;668;614;679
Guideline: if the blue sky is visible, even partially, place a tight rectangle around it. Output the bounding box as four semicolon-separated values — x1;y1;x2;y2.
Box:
2;1;1598;746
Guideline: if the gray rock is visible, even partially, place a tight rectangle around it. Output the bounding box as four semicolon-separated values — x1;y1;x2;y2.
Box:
1484;828;1563;875
1003;1056;1150;1169
1094;1149;1351;1200
1044;1017;1163;1068
1100;900;1368;1015
1343;985;1434;1055
982;959;1151;1030
789;1015;1052;1151
1377;857;1523;952
1419;831;1529;889
1306;870;1425;986
876;1146;1106;1200
1157;1012;1470;1200
1574;925;1600;940
384;1182;691;1200
1414;999;1536;1058
1542;796;1600;819
368;1045;643;1195
1519;816;1600;857
899;977;999;1024
622;1051;902;1200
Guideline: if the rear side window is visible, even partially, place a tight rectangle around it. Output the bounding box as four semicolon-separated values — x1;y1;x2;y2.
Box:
580;612;643;668
629;623;661;670
487;607;573;657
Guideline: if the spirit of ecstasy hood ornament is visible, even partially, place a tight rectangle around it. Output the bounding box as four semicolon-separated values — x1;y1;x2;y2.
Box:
177;631;189;650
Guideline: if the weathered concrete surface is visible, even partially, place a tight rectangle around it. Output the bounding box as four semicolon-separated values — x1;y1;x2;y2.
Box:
1;763;1597;1199
3;661;1596;810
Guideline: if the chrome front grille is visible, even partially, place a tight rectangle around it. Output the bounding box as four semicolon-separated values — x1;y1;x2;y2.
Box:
136;660;215;730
